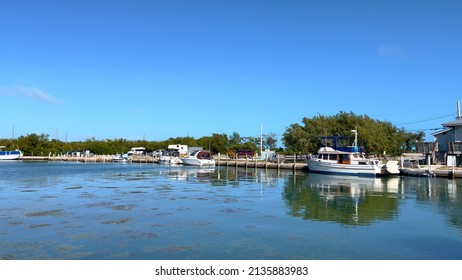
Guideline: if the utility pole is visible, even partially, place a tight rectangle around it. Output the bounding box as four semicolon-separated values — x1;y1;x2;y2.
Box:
260;124;263;157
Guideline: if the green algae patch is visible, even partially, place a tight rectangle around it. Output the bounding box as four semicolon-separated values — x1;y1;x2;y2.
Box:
30;224;51;229
101;217;131;225
25;209;64;217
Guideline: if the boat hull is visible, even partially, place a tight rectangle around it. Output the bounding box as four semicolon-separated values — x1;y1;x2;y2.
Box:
181;158;215;166
307;159;380;177
159;156;183;165
112;158;129;163
0;150;22;160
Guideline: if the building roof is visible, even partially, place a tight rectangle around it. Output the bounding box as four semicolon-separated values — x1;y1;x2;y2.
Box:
432;127;453;136
442;118;462;127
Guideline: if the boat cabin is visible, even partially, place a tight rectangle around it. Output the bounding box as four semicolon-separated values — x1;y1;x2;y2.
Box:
191;150;213;160
314;147;368;165
127;147;146;155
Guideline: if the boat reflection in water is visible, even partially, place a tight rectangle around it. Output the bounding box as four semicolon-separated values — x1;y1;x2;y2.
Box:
159;167;216;182
284;173;401;226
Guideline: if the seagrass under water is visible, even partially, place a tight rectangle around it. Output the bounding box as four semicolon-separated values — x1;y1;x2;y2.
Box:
1;161;462;260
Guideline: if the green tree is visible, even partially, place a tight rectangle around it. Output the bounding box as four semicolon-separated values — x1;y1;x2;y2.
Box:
282;123;313;154
264;132;278;150
282;111;424;155
209;133;229;154
229;131;242;145
16;133;50;156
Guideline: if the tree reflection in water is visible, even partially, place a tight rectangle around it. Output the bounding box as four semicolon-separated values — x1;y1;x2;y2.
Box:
284;173;400;226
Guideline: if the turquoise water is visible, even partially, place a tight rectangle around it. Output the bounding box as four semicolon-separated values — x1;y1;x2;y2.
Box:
1;161;462;260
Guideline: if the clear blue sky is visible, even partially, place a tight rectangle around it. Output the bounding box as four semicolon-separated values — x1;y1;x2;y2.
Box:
1;0;461;144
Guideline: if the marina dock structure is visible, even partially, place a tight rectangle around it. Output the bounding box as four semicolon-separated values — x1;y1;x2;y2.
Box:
20;154;156;163
215;155;308;170
20;153;309;170
17;154;462;178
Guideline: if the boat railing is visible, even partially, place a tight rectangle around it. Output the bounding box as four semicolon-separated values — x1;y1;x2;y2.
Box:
448;142;462;155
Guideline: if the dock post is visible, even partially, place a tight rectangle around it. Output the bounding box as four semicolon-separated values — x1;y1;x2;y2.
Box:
277;153;280;170
293;154;296;171
452;157;456;178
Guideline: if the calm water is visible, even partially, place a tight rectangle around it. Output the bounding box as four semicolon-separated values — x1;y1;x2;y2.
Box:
1;161;462;260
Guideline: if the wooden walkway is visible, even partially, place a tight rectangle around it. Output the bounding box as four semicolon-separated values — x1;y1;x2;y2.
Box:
215;158;308;170
20;155;157;163
18;156;462;177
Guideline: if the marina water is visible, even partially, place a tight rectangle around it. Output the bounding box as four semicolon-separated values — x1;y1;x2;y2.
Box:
1;161;462;260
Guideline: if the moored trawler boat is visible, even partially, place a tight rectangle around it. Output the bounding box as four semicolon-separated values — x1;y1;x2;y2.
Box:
306;131;399;176
307;146;382;176
0;146;22;160
181;150;215;166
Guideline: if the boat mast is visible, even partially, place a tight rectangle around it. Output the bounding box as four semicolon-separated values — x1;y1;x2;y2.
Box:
260;124;263;157
351;129;358;147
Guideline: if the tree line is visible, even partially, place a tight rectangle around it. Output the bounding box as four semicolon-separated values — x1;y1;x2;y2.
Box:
1;111;424;156
0;132;279;157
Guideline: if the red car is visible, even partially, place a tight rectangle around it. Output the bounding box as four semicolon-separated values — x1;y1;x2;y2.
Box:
236;149;254;159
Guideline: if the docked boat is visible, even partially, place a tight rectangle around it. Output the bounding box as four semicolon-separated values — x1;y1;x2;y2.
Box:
399;158;434;177
0;146;22;160
306;131;398;176
307;146;383;176
159;149;183;165
181;150;215;166
112;154;129;163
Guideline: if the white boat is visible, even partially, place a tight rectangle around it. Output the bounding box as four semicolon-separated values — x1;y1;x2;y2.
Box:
306;131;398;176
127;147;146;156
159;150;183;165
112;154;129;163
399;159;434;177
400;167;434;177
307;146;383;176
181;150;215;166
0;146;22;160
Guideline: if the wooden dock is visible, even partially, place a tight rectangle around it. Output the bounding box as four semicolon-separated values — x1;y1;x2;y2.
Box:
400;165;462;178
20;155;157;163
17;156;462;177
20;155;308;170
215;158;308;170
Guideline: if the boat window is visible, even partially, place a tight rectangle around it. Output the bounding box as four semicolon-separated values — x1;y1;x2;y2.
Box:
323;154;329;160
329;154;337;160
340;154;350;161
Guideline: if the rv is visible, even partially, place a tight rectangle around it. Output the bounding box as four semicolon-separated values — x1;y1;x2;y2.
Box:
167;144;189;156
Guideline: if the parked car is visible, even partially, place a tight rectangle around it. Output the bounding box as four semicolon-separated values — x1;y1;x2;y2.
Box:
236;149;254;159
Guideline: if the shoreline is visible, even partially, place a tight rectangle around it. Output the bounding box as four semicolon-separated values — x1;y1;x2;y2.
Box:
14;156;462;178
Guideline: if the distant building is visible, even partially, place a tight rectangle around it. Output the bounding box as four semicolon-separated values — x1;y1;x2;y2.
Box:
431;101;462;165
